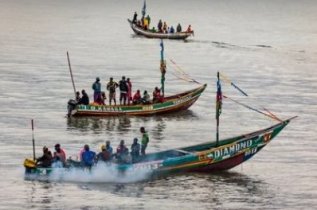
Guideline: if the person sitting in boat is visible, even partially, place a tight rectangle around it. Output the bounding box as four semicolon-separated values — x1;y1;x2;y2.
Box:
97;144;112;163
36;146;53;168
186;24;193;33
140;127;149;156
107;77;119;105
53;144;67;166
133;89;142;104
92;77;102;103
169;26;175;34
81;144;96;168
105;140;113;159
132;11;137;24
176;23;182;33
75;91;81;102
152;87;163;103
126;78;132;105
157;19;163;32
119;76;129;105
150;27;156;33
95;91;106;105
130;138;140;163
141;90;151;104
116;140;129;163
136;20;142;27
77;89;89;105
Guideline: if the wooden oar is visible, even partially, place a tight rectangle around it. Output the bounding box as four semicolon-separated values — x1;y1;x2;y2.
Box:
67;51;77;98
31;119;36;161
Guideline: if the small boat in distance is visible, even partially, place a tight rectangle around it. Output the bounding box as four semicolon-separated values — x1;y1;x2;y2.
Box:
128;1;193;40
128;19;193;40
24;73;296;181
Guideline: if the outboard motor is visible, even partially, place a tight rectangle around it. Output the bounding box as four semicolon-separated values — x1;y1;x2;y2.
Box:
67;99;77;117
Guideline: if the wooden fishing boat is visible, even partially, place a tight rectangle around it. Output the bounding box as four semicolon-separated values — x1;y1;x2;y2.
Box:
128;19;193;40
24;72;296;180
69;84;206;117
67;40;204;117
24;116;295;178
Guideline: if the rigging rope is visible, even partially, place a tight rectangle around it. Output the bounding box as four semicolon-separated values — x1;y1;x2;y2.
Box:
168;58;201;84
223;95;282;122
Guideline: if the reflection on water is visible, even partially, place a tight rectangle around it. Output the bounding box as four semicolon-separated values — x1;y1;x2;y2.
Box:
66;109;198;137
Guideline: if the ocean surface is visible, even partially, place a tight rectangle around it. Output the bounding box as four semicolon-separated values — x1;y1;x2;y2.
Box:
0;0;316;209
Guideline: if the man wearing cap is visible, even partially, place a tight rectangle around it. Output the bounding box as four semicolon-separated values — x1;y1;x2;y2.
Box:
92;77;102;103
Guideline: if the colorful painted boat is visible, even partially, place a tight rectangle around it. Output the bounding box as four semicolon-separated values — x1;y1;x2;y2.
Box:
24;116;295;179
69;84;206;117
128;19;193;40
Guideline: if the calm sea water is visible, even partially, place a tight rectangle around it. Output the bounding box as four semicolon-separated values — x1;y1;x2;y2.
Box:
0;0;316;209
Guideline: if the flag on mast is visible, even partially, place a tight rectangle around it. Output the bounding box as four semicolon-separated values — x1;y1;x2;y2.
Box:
216;72;222;119
160;39;166;96
142;0;146;18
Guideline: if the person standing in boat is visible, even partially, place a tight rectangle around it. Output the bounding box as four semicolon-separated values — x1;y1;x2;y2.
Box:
163;22;168;33
132;11;137;24
92;77;102;103
36;146;53;168
158;19;163;32
140;127;149;156
106;77;118;105
146;15;151;29
119;76;129;105
126;78;132;105
78;89;89;105
53;144;67;166
176;23;182;33
131;138;140;163
116;140;129;163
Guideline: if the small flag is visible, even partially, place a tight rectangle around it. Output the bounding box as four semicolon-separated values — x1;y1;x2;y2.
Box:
142;0;146;18
216;72;222;119
160;39;164;61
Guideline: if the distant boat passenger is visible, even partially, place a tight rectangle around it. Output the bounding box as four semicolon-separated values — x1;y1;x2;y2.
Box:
132;12;137;24
176;23;182;33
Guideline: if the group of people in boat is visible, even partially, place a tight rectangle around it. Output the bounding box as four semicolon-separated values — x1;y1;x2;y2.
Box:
36;127;150;168
74;76;164;106
132;12;193;34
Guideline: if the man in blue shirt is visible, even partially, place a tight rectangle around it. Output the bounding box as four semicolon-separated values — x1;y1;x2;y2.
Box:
81;144;96;168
